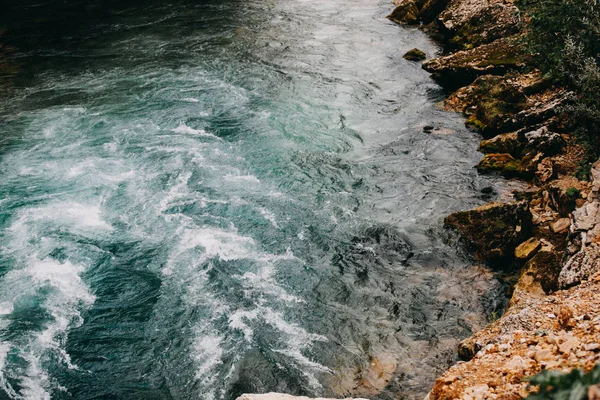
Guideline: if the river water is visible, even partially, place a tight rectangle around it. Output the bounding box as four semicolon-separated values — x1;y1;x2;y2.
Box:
0;0;507;399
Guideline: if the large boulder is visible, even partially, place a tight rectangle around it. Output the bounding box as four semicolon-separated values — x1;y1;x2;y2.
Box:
439;1;522;50
418;0;451;24
510;247;563;305
403;48;427;61
479;132;523;158
476;153;524;178
559;244;600;288
444;201;532;267
444;73;562;137
520;127;565;158
477;127;563;157
422;37;524;89
387;0;420;24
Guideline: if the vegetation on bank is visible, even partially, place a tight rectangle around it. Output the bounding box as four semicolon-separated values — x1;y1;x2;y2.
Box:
518;0;600;164
526;364;600;399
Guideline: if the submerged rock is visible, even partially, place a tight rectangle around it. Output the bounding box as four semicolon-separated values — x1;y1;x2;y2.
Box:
444;201;531;266
403;48;427;61
353;355;398;396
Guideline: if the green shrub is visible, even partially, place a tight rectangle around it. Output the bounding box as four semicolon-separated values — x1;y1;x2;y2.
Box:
518;0;600;158
525;364;600;399
566;187;581;198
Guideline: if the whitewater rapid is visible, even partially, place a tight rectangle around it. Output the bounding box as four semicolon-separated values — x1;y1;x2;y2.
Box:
0;0;507;398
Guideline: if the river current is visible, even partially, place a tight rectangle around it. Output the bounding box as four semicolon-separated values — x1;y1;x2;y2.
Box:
0;0;507;399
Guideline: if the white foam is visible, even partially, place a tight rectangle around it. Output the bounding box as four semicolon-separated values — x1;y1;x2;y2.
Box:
0;258;94;399
20;352;51;400
227;305;329;389
159;171;192;213
0;343;18;399
258;207;278;228
223;174;260;184
179;228;256;262
10;202;112;234
192;334;224;379
228;309;260;341
172;123;220;139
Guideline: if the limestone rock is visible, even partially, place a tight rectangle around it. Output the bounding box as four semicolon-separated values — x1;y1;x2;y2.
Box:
518;151;544;180
431;274;600;399
547;176;587;217
514;237;541;260
476;153;524;178
422;38;524;89
551;218;571;233
444;201;532;266
479;132;522;157
418;0;451;24
522;126;565;158
536;157;554;183
512;90;573;131
403;48;427;61
387;1;420;24
444;72;565;138
440;1;523;50
511;249;563;305
559;245;600;288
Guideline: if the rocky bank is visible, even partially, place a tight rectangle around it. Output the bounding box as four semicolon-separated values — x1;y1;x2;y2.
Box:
238;0;600;399
389;0;600;398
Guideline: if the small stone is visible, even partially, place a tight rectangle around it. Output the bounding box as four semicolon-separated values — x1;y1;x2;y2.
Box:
515;237;541;260
551;218;571;233
557;306;576;330
534;349;553;362
543;359;563;369
584;343;600;352
498;343;511;351
588;384;600;400
403;48;427;61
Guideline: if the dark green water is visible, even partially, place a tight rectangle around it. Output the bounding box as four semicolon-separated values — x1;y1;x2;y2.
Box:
0;1;507;399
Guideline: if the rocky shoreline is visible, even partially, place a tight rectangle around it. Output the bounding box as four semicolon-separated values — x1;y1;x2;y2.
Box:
237;0;600;399
389;0;600;398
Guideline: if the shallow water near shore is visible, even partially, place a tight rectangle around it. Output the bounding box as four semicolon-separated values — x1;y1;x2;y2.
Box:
0;0;507;398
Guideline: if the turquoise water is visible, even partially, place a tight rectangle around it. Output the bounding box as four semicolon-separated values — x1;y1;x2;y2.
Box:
0;0;506;399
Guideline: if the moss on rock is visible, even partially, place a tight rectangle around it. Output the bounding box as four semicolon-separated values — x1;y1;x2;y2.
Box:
444;201;532;267
403;48;427;61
